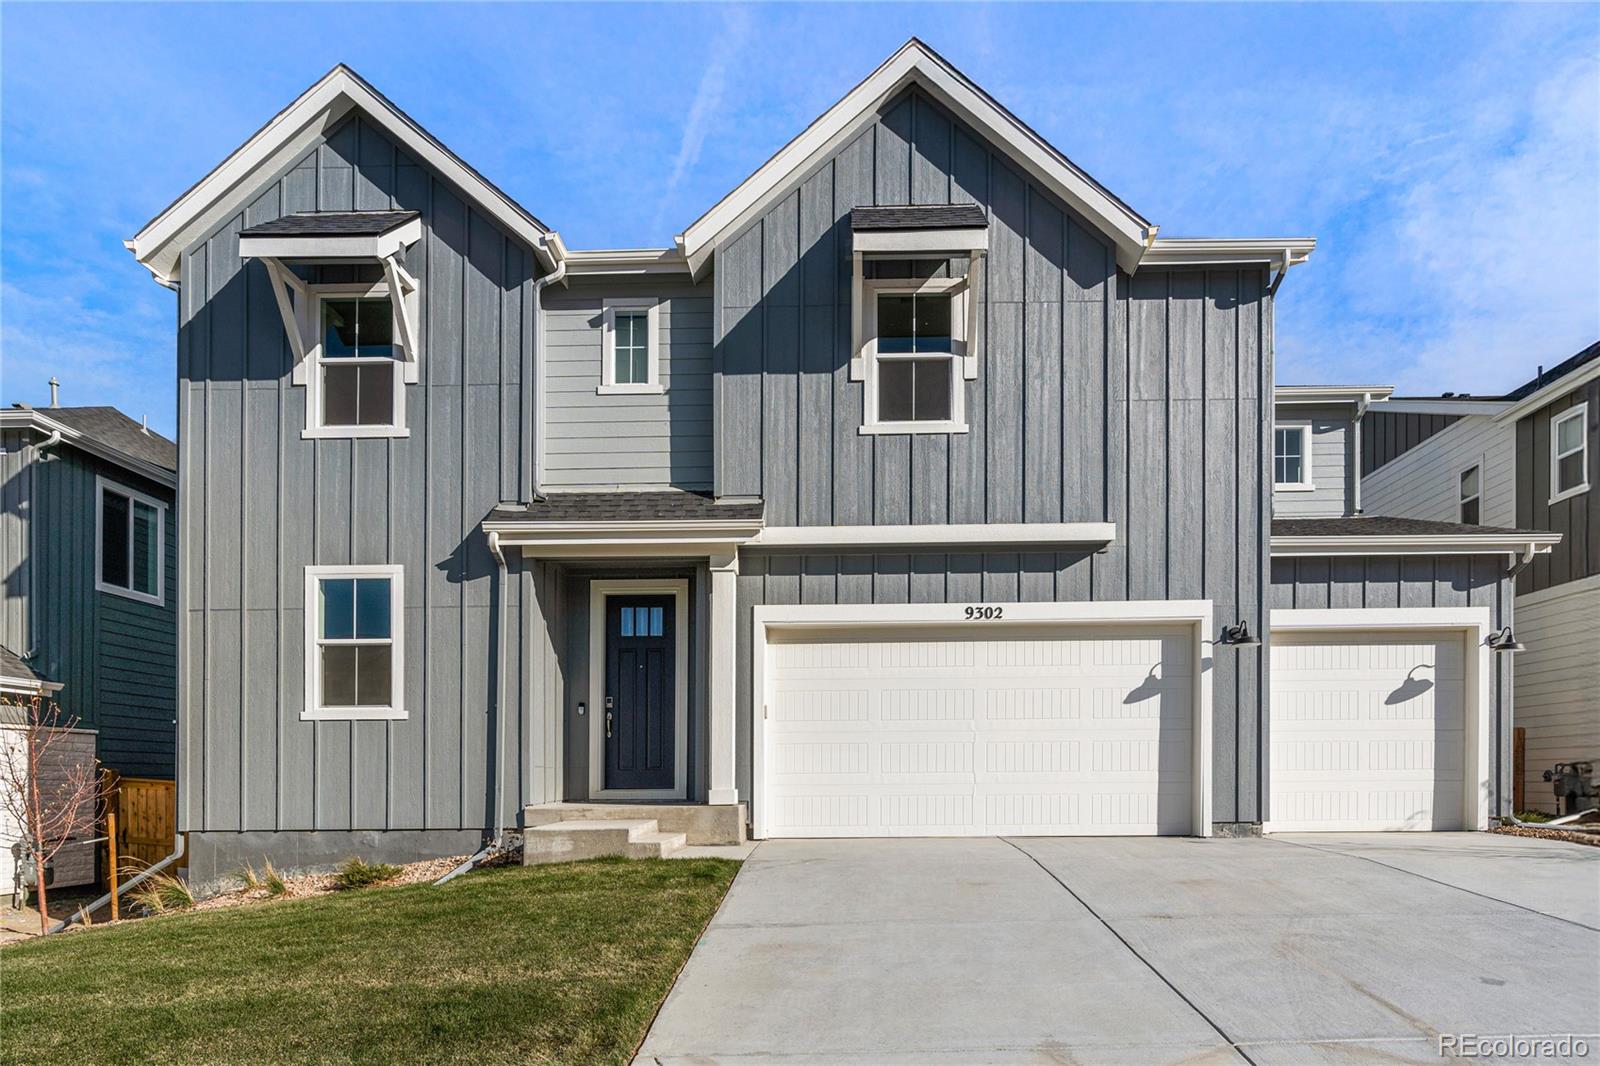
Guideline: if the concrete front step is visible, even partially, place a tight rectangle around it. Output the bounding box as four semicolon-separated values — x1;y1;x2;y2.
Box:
522;818;688;864
524;802;747;845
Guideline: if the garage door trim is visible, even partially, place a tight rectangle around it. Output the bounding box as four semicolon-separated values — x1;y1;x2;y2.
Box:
1266;607;1493;833
751;599;1215;839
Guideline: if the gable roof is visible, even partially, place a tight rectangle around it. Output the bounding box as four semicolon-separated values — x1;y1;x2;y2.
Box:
127;65;562;285
0;405;177;489
676;38;1314;280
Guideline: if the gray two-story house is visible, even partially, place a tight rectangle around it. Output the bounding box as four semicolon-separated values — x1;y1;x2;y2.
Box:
125;40;1557;884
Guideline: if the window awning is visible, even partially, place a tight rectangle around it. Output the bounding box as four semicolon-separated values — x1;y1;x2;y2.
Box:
237;211;423;378
237;210;421;259
850;204;988;254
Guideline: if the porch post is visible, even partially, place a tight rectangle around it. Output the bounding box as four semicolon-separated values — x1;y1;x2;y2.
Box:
707;551;740;806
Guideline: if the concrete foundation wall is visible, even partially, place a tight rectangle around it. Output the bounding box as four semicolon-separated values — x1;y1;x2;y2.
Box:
185;828;483;896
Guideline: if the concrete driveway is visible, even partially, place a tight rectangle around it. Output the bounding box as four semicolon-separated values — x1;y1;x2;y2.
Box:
638;833;1599;1064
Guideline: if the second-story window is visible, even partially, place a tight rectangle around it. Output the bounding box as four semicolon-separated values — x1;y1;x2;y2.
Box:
305;283;409;438
1274;425;1311;489
862;282;967;433
1551;403;1589;504
600;298;662;395
96;477;164;606
1459;464;1481;525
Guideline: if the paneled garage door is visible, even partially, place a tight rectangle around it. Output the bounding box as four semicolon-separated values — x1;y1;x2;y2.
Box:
761;625;1195;837
1270;630;1467;831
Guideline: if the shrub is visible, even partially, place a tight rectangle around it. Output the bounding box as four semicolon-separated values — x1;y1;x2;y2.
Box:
335;857;402;890
1513;810;1554;824
128;873;195;914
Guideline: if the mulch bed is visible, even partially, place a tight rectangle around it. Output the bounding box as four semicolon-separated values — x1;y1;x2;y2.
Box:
1491;824;1600;848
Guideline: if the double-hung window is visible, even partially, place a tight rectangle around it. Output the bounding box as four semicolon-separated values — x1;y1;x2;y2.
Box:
96;477;164;605
1550;403;1589;504
304;565;404;720
863;282;966;433
1458;464;1481;525
600;298;662;394
310;289;405;436
1273;425;1312;489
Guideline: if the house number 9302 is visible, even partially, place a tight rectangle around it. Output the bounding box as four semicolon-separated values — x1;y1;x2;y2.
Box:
964;605;1004;620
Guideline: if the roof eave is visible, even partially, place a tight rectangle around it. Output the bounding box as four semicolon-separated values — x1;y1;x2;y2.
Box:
1492;360;1600;423
1271;532;1561;557
0;409;177;488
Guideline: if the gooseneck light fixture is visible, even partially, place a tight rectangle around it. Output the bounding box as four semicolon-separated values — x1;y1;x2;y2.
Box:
1487;626;1525;653
1218;620;1261;648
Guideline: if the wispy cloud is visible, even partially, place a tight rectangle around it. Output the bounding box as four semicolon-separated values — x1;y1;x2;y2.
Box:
651;6;754;239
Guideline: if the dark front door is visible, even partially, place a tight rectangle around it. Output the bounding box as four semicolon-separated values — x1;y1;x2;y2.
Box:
604;595;676;791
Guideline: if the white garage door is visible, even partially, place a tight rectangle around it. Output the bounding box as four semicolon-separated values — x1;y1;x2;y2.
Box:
761;625;1195;837
1270;630;1467;831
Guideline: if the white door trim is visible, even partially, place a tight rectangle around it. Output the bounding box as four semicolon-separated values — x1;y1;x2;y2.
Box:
750;599;1215;839
588;578;690;800
1265;606;1493;833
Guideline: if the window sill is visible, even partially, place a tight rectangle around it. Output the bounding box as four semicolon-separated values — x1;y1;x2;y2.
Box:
859;420;970;436
302;426;410;440
95;581;165;608
1549;483;1590;506
597;384;665;396
301;707;408;722
1274;483;1317;492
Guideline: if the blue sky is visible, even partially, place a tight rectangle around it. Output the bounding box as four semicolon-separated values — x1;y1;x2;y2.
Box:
2;2;1596;437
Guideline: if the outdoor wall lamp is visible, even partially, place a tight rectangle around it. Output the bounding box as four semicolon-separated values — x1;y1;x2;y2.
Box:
1218;620;1261;648
1487;626;1525;653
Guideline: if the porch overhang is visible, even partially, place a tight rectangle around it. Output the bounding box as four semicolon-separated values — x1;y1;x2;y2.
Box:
1271;516;1561;563
482;520;765;559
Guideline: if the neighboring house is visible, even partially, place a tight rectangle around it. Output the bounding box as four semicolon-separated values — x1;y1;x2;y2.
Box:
0;404;179;890
123;39;1556;886
1357;342;1599;814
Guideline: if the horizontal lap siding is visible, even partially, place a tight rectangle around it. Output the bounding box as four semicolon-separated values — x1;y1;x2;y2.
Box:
1267;554;1515;816
1362;411;1461;476
542;279;713;490
178;115;538;835
1361;417;1516;528
719;88;1271;824
1512;579;1600;813
1272;405;1352;517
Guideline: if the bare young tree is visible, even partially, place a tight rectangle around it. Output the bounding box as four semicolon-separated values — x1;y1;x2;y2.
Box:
0;695;106;934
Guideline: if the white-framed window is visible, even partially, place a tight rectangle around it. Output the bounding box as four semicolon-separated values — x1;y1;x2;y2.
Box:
1550;402;1589;504
303;564;405;721
302;283;409;439
1458;463;1481;525
95;476;165;606
599;297;662;395
861;279;968;434
1273;424;1313;490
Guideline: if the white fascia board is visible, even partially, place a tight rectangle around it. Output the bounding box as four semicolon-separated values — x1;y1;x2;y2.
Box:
128;67;558;284
237;217;422;260
1271;533;1561;557
1274;385;1396;407
564;248;690;276
1492;361;1600;423
677;41;1152;276
752;522;1116;550
1140;237;1316;272
1375;398;1511;417
0;675;65;696
853;228;989;254
0;410;176;490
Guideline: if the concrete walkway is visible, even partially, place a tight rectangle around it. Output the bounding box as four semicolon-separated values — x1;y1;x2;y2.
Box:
637;833;1600;1064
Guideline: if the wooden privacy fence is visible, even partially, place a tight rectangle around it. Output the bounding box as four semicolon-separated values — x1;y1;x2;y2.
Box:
105;775;176;882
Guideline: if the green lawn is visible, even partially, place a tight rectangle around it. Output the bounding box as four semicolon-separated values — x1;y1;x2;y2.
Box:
0;858;739;1065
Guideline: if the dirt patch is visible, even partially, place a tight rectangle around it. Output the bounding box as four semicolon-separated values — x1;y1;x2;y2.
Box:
1491;824;1600;848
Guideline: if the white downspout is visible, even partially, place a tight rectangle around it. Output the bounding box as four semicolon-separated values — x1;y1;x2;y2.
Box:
1352;392;1370;516
530;236;568;501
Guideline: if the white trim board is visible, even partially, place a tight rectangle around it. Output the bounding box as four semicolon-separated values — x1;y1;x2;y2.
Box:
749;598;1215;839
598;297;663;395
587;579;690;801
301;563;406;721
1265;606;1494;833
751;522;1115;550
94;474;168;607
1549;401;1590;506
1271;533;1560;557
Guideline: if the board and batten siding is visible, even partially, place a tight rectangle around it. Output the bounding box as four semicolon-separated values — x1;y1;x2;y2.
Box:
1516;379;1599;595
177;113;554;839
541;279;713;491
1267;554;1516;815
0;430;177;778
1272;405;1353;517
1362;410;1461;476
716;88;1273;824
1361;416;1515;529
1512;576;1600;814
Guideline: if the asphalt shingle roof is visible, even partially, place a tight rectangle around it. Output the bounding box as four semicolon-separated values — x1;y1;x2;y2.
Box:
497;492;764;524
0;644;46;684
1272;516;1551;538
39;406;177;473
239;210;419;238
850;204;989;231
